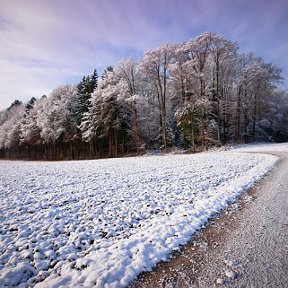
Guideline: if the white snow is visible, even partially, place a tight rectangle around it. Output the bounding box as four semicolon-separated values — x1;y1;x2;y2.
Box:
0;144;285;287
231;142;288;152
225;270;236;279
216;278;225;285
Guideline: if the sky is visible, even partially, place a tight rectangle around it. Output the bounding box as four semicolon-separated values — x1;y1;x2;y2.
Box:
0;0;287;110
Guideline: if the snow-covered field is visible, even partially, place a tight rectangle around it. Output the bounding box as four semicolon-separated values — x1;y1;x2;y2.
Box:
0;144;286;287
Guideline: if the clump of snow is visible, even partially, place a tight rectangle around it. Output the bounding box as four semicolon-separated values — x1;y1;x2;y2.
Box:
224;259;236;267
0;149;279;287
216;278;225;285
225;270;236;279
0;263;36;286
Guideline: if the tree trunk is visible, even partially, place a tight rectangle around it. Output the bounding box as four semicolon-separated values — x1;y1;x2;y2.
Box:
114;129;118;158
200;74;207;149
235;86;242;143
190;112;195;151
216;60;221;145
252;84;260;142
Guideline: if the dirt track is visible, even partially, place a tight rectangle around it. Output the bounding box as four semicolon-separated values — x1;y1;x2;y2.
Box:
130;151;288;287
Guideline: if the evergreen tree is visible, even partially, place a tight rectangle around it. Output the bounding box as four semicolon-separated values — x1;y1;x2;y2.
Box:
101;66;114;80
80;70;132;157
75;69;98;127
25;97;37;111
7;100;22;111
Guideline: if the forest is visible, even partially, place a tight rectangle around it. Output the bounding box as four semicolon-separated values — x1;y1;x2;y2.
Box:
0;32;287;160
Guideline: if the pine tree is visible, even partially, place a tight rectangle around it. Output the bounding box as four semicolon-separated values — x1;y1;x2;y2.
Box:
75;69;98;128
101;66;113;80
25;97;37;111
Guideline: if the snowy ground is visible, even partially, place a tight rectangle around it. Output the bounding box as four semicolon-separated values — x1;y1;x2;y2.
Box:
231;142;288;153
0;145;283;287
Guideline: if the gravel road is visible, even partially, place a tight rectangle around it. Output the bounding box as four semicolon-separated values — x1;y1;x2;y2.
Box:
131;151;288;288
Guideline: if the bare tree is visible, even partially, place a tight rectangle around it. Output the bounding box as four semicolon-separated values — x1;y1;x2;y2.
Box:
139;43;176;150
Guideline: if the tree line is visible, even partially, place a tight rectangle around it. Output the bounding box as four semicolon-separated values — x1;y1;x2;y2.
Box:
1;32;287;160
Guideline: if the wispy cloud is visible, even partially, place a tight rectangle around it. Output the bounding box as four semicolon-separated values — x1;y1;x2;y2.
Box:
0;0;287;110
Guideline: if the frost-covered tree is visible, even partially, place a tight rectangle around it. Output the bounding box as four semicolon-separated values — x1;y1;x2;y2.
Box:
101;66;114;80
39;84;77;144
208;33;238;144
268;89;288;142
115;59;148;152
80;70;132;157
175;103;198;149
20;97;41;146
233;54;282;142
75;69;98;127
25;97;36;110
0;101;25;151
139;43;177;150
177;33;214;148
